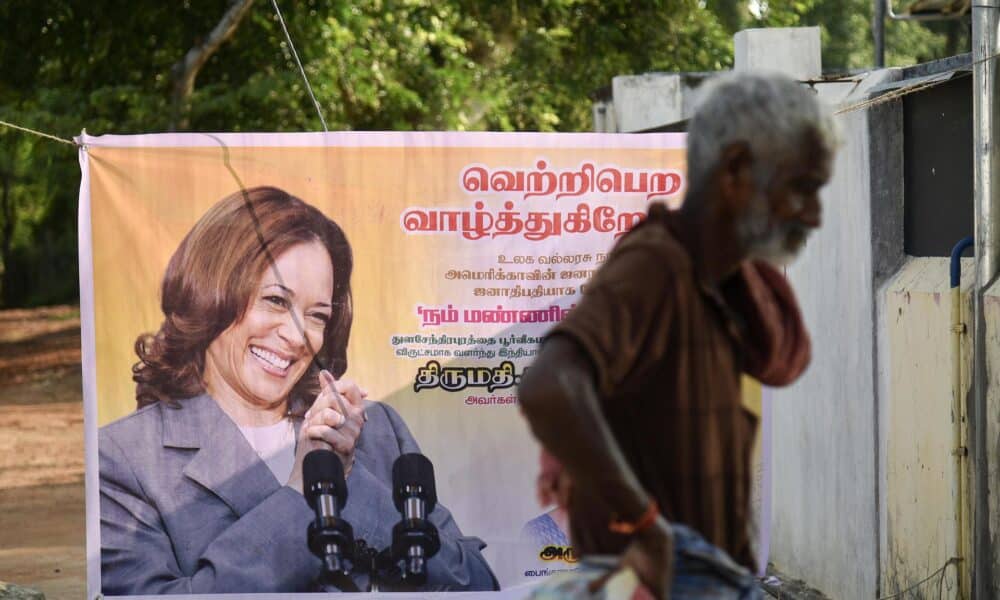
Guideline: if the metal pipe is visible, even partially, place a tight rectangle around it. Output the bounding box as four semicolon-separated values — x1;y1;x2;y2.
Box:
878;0;967;70
951;236;973;600
972;2;1000;596
874;0;886;68
884;0;969;21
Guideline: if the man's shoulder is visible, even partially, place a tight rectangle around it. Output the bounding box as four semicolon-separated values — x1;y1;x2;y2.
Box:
603;209;690;277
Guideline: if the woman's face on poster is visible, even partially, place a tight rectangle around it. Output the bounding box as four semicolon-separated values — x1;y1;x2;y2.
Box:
204;239;335;408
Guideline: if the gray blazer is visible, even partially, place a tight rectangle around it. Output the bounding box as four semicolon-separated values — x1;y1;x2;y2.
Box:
99;394;499;594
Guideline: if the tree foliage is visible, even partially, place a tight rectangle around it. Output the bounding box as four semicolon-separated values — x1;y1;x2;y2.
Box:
0;0;972;306
752;0;968;70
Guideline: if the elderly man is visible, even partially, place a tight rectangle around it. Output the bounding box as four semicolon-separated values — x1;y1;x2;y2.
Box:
518;72;836;599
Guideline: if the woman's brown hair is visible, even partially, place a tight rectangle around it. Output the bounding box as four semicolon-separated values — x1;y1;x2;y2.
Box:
133;186;353;416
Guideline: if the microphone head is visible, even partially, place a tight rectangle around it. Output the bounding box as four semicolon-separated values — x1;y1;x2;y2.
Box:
303;449;347;511
392;453;437;513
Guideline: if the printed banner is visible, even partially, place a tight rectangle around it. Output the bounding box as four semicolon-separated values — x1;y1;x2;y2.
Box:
77;131;765;598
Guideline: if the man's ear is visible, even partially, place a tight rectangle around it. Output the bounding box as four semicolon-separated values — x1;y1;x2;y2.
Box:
716;141;755;215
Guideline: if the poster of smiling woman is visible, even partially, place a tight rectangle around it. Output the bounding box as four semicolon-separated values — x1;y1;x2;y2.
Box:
77;131;763;598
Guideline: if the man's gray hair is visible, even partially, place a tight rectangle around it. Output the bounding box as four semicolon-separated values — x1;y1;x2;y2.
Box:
685;71;837;195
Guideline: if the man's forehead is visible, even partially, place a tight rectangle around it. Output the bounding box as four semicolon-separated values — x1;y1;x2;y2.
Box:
782;131;833;175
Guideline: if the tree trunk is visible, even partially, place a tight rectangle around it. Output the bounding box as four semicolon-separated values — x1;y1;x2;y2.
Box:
706;0;747;34
169;0;256;131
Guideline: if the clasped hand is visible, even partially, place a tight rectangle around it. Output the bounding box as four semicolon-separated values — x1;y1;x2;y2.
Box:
288;370;368;492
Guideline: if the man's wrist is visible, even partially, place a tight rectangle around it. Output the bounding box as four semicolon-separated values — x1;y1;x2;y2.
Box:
610;500;660;535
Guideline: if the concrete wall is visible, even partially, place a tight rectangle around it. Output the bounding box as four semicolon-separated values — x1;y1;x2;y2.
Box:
592;73;710;133
611;73;684;133
879;258;973;599
764;67;993;598
767;69;901;600
981;282;1000;597
774;69;982;600
593;27;990;599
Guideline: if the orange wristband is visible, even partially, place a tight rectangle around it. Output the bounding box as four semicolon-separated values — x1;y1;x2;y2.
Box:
608;500;659;535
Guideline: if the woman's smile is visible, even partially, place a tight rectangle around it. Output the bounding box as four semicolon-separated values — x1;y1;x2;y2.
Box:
249;344;294;375
204;239;335;416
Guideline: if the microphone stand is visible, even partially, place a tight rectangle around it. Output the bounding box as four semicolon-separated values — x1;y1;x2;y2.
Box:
312;539;420;593
309;519;361;593
315;568;361;593
309;452;441;592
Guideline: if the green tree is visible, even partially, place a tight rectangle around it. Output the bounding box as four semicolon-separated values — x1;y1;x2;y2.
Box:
0;0;973;307
707;0;749;34
469;1;731;131
0;0;733;306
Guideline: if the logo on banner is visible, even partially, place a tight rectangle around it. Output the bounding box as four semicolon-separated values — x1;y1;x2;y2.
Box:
539;545;579;564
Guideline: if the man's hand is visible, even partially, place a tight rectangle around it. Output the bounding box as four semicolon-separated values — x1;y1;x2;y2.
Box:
619;516;674;600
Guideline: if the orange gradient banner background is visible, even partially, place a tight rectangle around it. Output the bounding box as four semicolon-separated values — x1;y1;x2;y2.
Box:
80;132;762;588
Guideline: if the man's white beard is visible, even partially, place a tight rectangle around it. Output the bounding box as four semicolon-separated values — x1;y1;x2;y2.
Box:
746;230;800;266
737;197;809;267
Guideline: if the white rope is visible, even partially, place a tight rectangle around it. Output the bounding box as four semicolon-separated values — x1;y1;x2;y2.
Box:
0;119;76;146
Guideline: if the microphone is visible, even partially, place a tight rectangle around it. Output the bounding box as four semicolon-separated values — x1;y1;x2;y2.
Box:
390;453;441;585
304;449;355;587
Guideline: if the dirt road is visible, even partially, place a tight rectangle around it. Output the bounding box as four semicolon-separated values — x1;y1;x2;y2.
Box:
0;306;85;599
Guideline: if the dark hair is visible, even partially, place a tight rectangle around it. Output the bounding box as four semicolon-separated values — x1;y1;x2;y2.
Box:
132;186;354;416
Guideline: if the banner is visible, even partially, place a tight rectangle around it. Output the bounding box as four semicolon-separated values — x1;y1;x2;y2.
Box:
78;131;765;598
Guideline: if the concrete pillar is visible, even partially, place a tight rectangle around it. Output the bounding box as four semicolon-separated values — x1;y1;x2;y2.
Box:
610;73;684;133
592;100;617;133
734;27;822;79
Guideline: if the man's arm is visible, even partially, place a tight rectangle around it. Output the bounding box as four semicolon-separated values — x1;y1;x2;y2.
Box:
519;336;649;522
518;335;673;598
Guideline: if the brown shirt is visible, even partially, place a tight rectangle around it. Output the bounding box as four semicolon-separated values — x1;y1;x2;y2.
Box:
548;204;809;568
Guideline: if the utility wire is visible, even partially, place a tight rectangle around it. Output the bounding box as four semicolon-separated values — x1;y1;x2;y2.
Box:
3;0;334;143
835;49;1000;115
875;557;961;600
6;49;1000;145
835;71;969;115
205;133;350;417
206;134;325;368
270;0;329;132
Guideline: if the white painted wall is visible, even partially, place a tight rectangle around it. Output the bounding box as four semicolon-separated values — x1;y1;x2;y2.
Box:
590;27;989;598
767;70;899;600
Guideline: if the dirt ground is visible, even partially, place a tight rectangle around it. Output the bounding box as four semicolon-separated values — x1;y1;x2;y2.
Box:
0;305;86;599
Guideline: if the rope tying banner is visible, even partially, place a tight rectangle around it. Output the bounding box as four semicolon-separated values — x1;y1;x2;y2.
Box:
0;119;76;146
